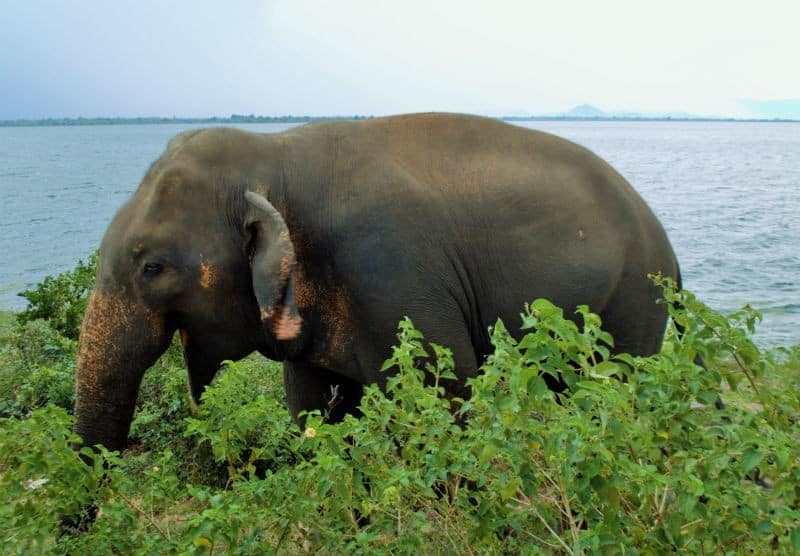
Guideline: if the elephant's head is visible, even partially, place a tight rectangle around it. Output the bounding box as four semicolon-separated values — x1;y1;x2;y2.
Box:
73;128;303;454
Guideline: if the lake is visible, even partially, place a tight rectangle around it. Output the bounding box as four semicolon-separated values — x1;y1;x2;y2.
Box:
1;120;798;347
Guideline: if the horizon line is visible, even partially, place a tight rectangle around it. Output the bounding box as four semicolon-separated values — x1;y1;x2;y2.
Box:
1;113;799;127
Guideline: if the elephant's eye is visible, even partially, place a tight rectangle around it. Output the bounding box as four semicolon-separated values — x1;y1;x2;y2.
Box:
143;262;163;277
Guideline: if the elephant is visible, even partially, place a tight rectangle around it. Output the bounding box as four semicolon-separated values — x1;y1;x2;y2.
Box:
72;112;680;456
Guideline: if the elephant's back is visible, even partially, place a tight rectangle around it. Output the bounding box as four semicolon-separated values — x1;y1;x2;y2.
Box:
287;112;593;175
283;112;676;282
281;114;677;369
286;113;640;208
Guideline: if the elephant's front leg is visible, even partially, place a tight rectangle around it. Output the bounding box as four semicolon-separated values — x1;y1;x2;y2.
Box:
283;361;364;426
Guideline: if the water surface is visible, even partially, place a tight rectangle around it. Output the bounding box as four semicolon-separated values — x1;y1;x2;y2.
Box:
1;120;797;346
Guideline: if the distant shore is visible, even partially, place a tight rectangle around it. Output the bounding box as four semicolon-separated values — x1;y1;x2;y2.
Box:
0;115;340;127
1;114;798;127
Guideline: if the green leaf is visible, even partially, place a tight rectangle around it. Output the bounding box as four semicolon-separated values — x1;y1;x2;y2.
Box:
592;361;622;379
741;448;762;474
791;527;800;551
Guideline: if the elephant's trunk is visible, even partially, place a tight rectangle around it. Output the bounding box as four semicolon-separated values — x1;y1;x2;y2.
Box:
73;288;169;453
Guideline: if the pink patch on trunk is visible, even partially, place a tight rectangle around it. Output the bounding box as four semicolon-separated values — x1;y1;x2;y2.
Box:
274;306;302;340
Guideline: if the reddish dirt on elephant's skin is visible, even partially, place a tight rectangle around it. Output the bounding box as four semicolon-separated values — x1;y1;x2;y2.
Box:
76;290;157;404
198;262;217;289
294;264;353;358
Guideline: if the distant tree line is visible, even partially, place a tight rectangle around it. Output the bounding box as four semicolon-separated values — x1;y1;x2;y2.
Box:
2;114;794;127
0;115;375;127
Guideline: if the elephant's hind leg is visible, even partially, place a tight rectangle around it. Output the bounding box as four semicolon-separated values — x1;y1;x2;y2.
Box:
598;282;669;358
283;361;364;426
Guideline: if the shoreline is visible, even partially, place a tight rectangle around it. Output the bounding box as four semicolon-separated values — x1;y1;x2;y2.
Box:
2;115;799;128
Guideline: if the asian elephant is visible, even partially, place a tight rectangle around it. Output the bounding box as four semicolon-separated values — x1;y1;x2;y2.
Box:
73;113;680;455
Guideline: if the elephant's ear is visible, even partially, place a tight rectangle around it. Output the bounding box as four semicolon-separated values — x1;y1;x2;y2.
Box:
245;191;302;341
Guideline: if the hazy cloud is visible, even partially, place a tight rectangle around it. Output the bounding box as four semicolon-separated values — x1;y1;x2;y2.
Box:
2;0;798;119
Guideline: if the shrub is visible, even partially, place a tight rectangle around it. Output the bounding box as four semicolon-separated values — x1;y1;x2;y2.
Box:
130;349;288;487
16;252;97;341
184;357;294;483
0;405;113;554
0;255;95;417
0;319;76;417
1;263;798;554
0;311;14;343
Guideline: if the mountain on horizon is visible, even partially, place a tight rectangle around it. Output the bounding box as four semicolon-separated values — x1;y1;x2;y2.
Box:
553;101;800;120
560;104;608;118
556;104;706;120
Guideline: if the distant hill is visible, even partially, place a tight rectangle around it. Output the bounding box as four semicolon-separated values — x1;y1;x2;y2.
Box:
503;104;799;122
556;105;708;120
560;104;609;118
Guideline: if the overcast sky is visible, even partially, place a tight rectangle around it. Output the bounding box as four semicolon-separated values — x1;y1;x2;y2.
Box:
2;0;798;119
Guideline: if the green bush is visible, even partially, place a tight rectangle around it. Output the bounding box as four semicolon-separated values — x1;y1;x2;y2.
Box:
1;257;798;554
184;357;294;483
0;405;113;554
17;252;97;340
0;256;94;418
0;319;76;417
0;311;15;343
129;349;288;488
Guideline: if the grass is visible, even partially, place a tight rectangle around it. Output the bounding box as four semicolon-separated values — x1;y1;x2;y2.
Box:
0;310;15;344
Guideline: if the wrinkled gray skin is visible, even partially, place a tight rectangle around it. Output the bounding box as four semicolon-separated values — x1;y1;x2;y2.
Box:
73;113;679;457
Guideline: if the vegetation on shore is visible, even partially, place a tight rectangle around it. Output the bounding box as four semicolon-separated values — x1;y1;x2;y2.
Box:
3;114;796;128
0;256;798;554
0;115;372;127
